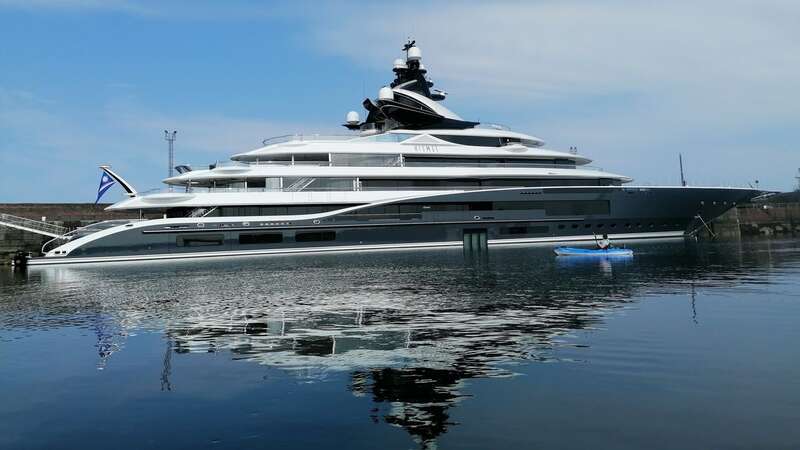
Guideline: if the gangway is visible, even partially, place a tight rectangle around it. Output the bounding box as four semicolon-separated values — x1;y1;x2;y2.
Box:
0;213;67;238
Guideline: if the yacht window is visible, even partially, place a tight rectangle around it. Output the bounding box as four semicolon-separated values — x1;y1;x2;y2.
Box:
218;204;356;217
295;231;336;242
520;139;543;148
257;154;292;162
403;156;576;167
493;200;610;215
177;234;224;247
293;154;330;164
429;135;541;147
247;178;266;188
359;133;415;143
331;154;401;167
265;177;281;190
239;233;283;245
304;178;355;191
432;135;504;147
214;179;245;189
499;225;549;235
360;178;610;189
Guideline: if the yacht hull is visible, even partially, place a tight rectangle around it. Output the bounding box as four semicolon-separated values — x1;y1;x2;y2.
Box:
29;186;757;266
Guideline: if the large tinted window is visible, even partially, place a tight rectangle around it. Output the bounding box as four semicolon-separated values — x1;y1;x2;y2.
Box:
217;204;357;217
493;200;610;215
247;178;266;188
295;231;336;242
239;233;283;244
499;225;550;235
293;154;329;162
432;135;504;147
403;156;576;167
331;154;401;166
360;178;611;189
176;234;224;247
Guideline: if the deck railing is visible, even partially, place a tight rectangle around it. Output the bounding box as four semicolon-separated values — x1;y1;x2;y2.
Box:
261;134;357;146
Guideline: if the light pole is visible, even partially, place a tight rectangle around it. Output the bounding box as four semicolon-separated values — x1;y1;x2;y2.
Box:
164;130;177;192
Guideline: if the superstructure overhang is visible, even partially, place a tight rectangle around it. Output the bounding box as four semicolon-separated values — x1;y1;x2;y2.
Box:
163;166;630;187
231;128;554;162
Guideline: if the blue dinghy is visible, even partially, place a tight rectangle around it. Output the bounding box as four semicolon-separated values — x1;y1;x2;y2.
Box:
554;247;633;257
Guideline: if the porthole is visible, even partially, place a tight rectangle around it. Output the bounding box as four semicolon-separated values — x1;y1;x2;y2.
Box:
571;224;579;229
557;224;565;230
610;223;616;228
649;223;655;228
624;223;631;228
584;223;591;229
597;223;604;228
636;223;642;228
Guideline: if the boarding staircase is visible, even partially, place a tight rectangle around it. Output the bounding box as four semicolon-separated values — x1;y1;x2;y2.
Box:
0;213;68;238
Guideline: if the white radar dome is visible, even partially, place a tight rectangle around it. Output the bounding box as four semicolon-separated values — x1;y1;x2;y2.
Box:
407;46;422;61
393;58;407;70
346;111;360;125
378;87;394;101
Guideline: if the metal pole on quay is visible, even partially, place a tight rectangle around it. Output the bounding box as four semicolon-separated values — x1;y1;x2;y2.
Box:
165;130;177;192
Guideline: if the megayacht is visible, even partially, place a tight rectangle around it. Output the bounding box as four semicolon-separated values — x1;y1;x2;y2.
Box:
32;41;760;265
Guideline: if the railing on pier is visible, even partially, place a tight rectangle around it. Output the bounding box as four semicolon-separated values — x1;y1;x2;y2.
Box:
0;213;68;238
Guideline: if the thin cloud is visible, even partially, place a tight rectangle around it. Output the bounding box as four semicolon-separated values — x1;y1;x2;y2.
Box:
0;89;331;202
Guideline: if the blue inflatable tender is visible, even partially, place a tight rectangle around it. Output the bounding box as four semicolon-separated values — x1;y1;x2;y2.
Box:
554;247;633;257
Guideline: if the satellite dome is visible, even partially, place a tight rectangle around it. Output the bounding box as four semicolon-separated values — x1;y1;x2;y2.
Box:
407;46;422;62
393;58;407;70
378;87;394;101
346;111;360;125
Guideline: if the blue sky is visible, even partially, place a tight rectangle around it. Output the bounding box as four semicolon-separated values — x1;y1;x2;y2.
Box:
1;0;798;202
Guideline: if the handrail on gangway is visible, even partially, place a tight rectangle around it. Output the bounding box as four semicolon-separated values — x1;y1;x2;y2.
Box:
0;213;68;238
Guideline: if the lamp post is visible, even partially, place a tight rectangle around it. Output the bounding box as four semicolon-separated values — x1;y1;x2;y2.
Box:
164;130;177;192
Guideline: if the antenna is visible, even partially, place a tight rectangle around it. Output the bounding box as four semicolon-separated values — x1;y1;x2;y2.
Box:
403;38;416;52
679;153;686;186
164;130;177;191
795;168;800;191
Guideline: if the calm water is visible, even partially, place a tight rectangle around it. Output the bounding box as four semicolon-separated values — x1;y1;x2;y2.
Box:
1;239;799;449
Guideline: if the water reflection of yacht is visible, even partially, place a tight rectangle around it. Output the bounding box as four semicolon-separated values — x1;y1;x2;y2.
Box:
31;41;758;265
17;241;799;447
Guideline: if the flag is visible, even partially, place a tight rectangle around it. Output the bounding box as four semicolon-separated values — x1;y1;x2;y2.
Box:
95;171;116;204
